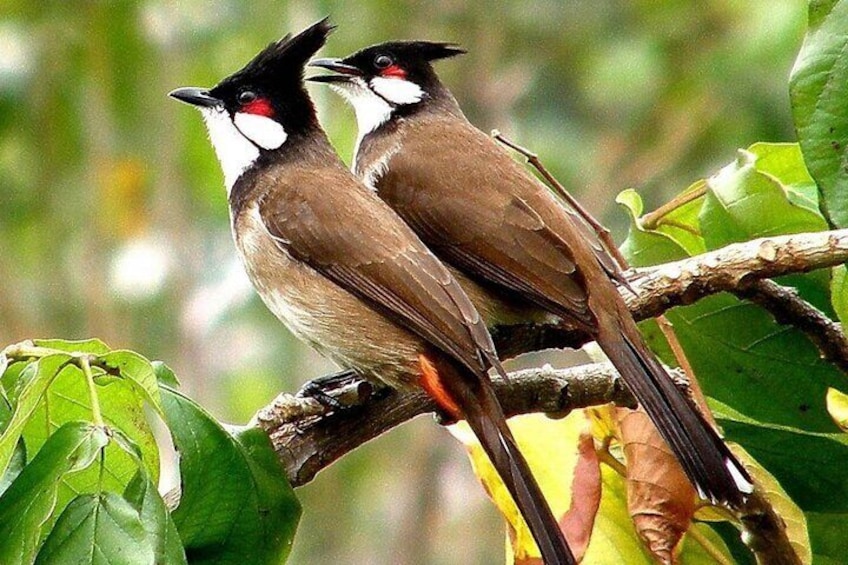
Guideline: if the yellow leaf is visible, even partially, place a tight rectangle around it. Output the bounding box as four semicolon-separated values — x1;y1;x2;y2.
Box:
586;404;619;441
826;387;848;432
450;410;733;564
450;412;599;562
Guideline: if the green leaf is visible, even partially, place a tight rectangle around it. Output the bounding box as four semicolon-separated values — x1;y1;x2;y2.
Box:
232;426;301;559
0;357;28;405
21;357;160;507
719;416;848;513
33;338;111;355
700;148;828;249
807;512;848;565
615;189;690;267
35;492;154;565
831;265;848;326
667;293;843;431
113;425;187;564
0;422;108;564
0;439;25;497
163;386;301;564
746;142;819;210
0;354;70;479
699;144;833;312
790;0;848;227
97;350;164;418
124;472;188;565
152;360;180;388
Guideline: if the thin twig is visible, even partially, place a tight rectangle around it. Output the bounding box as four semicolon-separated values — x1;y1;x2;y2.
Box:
492;129;630;269
656;315;717;428
641;183;708;229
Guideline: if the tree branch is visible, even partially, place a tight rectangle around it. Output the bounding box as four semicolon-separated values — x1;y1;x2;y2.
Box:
488;230;848;361
254;229;848;485
624;229;848;318
253;362;640;487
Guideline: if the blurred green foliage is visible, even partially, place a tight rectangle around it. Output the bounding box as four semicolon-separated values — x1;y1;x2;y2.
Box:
0;1;810;563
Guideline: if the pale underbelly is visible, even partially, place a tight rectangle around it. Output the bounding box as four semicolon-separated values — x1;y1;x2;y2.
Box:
235;205;422;389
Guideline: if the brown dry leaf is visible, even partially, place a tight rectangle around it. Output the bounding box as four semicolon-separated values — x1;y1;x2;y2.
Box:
449;411;602;563
616;406;696;565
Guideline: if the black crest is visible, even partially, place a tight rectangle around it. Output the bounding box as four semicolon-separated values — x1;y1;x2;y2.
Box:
401;41;466;62
228;18;335;85
208;18;333;136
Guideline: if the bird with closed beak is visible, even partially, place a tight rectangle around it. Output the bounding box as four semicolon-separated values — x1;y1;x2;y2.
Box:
310;40;753;507
170;20;575;565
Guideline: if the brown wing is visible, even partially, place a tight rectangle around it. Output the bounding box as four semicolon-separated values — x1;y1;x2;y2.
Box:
259;168;501;376
376;119;608;330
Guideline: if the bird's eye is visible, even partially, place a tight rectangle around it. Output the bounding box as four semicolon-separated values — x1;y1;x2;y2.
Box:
374;55;393;69
238;90;257;105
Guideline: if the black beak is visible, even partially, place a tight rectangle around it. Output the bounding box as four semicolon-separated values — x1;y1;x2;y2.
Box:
307;58;363;83
169;87;222;108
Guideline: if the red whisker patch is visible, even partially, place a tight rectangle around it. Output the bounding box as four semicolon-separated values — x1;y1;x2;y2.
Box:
242;97;275;118
381;65;407;79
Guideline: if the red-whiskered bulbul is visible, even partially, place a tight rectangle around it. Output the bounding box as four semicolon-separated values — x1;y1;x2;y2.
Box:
170;21;575;564
310;41;753;507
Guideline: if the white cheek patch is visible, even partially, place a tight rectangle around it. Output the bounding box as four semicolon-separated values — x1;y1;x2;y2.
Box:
369;76;424;106
200;107;260;194
234;112;288;150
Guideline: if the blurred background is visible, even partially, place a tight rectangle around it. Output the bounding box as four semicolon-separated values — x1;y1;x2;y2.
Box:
0;1;807;563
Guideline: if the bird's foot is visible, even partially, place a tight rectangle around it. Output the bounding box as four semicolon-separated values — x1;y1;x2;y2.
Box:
297;369;388;413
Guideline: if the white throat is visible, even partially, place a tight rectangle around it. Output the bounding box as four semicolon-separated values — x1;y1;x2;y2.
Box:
331;79;394;159
199;107;287;194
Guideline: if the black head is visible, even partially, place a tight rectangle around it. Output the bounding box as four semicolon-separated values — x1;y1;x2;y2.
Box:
320;41;463;85
210;18;334;133
309;40;464;105
169;19;334;190
171;18;334;145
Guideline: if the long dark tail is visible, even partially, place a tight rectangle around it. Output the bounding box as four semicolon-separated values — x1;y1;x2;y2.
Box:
595;308;753;507
440;363;576;565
